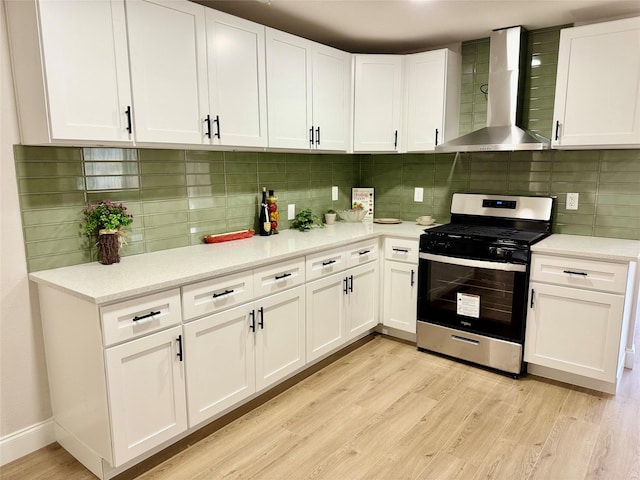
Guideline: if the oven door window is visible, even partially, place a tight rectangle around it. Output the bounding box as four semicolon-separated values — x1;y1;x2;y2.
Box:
418;259;528;342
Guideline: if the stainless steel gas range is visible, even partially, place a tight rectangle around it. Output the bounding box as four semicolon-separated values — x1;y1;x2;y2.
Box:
417;193;555;376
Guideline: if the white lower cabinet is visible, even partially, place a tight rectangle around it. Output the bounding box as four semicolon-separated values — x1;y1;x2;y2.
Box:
306;272;348;361
524;253;635;393
184;285;305;427
183;304;255;427
105;326;188;465
346;262;379;339
383;261;417;334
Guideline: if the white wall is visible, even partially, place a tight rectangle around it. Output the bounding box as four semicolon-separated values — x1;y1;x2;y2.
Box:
0;0;54;465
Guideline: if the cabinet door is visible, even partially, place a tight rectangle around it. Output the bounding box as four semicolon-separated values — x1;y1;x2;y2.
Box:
405;49;460;151
346;262;379;339
552;17;640;148
266;28;313;149
306;273;347;361
524;282;625;382
37;0;132;142
255;286;306;390
126;0;208;144
353;55;403;152
105;326;187;465
184;305;255;427
206;10;267;147
312;44;352;151
383;261;417;334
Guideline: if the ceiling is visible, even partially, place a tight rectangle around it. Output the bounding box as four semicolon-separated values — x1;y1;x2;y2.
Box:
193;0;640;53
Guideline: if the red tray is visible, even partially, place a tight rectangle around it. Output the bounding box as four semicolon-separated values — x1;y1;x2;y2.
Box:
204;229;255;244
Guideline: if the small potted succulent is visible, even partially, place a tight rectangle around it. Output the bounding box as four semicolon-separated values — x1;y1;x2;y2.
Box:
324;209;337;225
81;200;133;265
291;208;323;232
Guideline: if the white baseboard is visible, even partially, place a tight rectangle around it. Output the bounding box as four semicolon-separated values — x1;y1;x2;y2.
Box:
625;344;635;369
0;418;55;466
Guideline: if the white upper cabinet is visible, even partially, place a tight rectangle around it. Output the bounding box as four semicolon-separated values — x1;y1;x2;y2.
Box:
6;0;133;144
311;44;352;151
266;28;352;151
126;0;209;145
205;10;268;147
353;55;404;152
404;49;460;152
552;16;640;148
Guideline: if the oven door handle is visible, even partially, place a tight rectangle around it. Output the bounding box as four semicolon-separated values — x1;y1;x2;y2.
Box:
419;252;527;272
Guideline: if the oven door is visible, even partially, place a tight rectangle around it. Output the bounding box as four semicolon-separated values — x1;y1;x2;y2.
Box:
417;252;529;343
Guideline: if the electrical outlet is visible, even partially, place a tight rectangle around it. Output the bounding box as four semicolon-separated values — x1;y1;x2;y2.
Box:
331;186;338;201
287;204;295;220
566;192;579;210
414;187;424;202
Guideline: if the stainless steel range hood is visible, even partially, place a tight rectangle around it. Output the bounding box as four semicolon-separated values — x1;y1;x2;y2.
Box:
436;26;550;153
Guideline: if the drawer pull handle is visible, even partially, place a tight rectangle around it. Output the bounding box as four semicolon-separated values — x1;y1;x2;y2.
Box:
275;273;292;280
358;250;371;256
393;248;409;253
452;334;479;346
132;310;160;322
322;259;337;266
176;335;183;362
249;309;256;332
212;289;234;299
563;270;588;276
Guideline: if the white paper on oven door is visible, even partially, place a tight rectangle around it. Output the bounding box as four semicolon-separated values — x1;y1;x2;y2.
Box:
457;292;480;318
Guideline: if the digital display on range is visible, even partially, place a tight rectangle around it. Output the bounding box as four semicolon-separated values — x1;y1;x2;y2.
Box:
482;199;517;209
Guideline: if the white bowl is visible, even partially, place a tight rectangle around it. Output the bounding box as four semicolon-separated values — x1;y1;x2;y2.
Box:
337;209;367;222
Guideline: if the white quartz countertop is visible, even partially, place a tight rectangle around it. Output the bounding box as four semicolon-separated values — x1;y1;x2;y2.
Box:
532;234;640;263
29;221;428;305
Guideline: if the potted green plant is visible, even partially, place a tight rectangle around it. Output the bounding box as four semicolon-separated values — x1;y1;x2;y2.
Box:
291;208;322;232
324;208;337;225
81;200;133;265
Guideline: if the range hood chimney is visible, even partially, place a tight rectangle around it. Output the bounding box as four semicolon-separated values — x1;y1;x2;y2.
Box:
436;26;550;153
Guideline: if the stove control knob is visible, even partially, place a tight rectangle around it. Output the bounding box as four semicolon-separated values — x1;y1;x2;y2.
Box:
488;246;497;257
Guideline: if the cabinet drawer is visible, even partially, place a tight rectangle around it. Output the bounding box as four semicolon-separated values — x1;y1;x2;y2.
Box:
384;237;418;264
345;239;379;268
306;246;347;281
531;254;629;294
253;257;305;298
182;270;254;321
101;289;182;346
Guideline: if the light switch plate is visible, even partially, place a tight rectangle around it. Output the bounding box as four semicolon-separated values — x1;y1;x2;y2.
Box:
331;186;338;201
566;192;579;210
287;204;295;220
414;187;424;202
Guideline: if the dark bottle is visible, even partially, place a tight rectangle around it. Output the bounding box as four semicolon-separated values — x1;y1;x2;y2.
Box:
259;187;271;236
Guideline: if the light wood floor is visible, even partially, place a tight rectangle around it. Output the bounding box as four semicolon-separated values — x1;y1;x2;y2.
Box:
2;332;640;480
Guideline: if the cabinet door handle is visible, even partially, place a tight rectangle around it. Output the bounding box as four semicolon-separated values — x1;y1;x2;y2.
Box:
213;115;220;139
316;126;320;145
212;289;234;299
125;106;132;134
249;309;256;332
392;247;408;253
435;128;439;146
132;310;160;322
204;114;212;138
555;120;560;141
258;306;264;329
349;275;354;293
275;272;292;280
530;289;535;309
343;276;349;295
394;130;398;149
322;259;336;266
358;250;371;256
309;126;314;146
411;269;415;287
176;334;183;362
563;270;588;276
